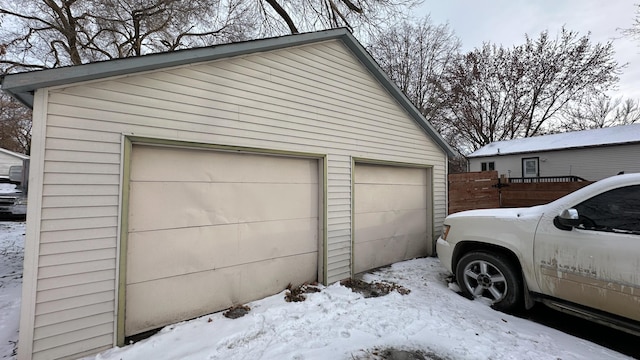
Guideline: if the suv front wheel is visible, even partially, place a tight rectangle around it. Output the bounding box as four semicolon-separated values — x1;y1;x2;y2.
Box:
455;251;523;312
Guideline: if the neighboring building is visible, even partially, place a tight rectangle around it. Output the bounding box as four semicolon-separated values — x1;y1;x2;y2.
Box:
467;124;640;181
1;29;454;360
0;147;28;177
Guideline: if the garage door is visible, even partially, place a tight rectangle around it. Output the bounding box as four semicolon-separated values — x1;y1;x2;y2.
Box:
354;164;430;274
125;145;319;336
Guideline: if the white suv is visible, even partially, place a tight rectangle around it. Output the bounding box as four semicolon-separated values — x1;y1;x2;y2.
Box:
437;173;640;334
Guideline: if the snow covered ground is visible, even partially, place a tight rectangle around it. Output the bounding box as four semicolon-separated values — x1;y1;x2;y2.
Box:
0;220;633;360
0;220;24;359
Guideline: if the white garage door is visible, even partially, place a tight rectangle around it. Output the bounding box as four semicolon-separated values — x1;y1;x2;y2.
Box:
125;145;319;336
354;164;430;274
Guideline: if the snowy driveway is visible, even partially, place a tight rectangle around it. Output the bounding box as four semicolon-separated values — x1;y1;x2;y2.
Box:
0;220;634;360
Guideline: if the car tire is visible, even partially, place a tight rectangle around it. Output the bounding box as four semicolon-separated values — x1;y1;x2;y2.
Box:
455;251;523;312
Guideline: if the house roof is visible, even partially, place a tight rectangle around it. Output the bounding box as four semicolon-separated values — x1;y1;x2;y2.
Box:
0;147;29;160
468;123;640;158
0;28;455;157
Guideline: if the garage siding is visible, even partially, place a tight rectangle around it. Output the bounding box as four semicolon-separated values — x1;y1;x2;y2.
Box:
27;39;447;359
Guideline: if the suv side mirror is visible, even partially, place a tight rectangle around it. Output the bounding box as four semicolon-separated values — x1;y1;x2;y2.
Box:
554;208;581;231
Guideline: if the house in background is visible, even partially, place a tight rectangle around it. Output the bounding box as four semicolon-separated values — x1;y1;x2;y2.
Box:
0;147;28;179
467;124;640;181
1;28;453;360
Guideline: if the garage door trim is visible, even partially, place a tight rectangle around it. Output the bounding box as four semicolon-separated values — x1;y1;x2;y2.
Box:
116;136;327;346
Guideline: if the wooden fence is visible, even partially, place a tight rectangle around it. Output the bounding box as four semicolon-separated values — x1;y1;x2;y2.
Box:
448;171;594;214
448;171;500;214
500;181;593;208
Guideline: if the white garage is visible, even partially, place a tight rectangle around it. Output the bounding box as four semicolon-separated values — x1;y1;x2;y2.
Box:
2;29;453;359
354;164;431;274
125;145;321;335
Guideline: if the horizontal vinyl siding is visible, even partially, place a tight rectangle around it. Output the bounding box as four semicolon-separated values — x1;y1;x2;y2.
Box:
326;154;353;282
471;143;640;181
33;117;121;358
33;39;447;359
541;144;640;180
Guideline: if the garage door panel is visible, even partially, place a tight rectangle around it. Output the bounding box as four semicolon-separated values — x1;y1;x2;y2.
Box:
404;233;430;259
127;218;318;284
355;184;427;213
355;209;427;244
355;164;427;185
131;146;318;184
126;145;319;336
129;182;318;232
354;233;428;274
126;252;317;335
355;237;407;273
354;164;430;274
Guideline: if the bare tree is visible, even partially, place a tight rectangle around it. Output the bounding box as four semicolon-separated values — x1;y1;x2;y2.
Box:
87;0;253;59
560;95;640;131
0;0;253;70
621;4;640;41
442;28;620;152
0;0;419;71
367;16;461;126
0;93;31;154
366;16;464;172
254;0;419;36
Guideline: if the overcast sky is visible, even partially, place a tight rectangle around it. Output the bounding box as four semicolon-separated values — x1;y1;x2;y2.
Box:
418;0;640;100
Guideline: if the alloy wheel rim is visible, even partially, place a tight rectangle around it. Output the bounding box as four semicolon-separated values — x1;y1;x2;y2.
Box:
462;260;507;303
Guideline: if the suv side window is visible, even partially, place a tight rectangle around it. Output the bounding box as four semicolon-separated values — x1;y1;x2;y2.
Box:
574;185;640;234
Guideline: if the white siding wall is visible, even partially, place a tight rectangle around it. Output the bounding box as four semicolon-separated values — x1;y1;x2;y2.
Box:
469;143;640;181
22;39;447;360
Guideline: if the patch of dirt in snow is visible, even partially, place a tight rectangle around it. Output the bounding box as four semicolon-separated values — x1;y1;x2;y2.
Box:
223;304;251;319
284;282;321;302
352;347;451;360
340;278;410;298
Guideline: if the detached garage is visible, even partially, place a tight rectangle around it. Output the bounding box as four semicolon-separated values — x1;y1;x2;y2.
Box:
1;28;453;360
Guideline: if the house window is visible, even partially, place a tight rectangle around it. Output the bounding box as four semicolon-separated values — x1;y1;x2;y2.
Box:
481;162;495;171
522;157;539;178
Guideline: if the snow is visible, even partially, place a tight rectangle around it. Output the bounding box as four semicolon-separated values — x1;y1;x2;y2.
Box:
0;221;632;360
468;124;640;157
0;221;24;359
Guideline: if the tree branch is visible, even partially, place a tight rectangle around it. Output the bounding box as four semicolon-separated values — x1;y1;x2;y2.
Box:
263;0;299;34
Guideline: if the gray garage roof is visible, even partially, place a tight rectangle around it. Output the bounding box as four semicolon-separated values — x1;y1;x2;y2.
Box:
468;123;640;158
0;28;455;157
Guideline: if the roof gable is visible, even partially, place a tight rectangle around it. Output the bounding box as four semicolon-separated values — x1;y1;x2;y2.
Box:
468;124;640;158
0;28;454;157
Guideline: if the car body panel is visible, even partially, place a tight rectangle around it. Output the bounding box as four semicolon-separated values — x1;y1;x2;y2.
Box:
437;173;640;325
